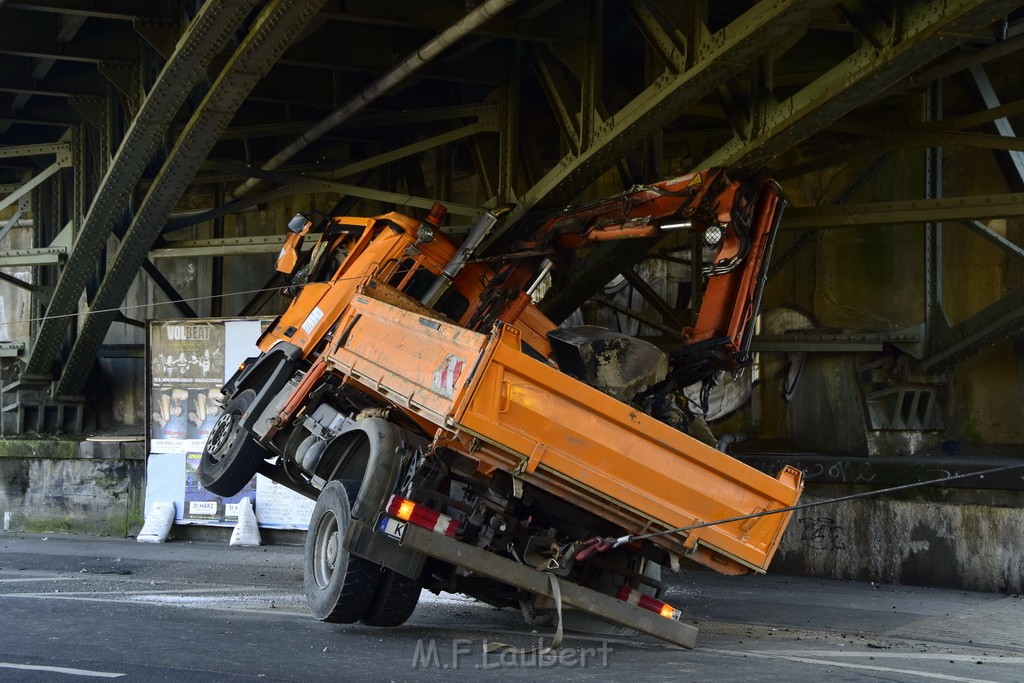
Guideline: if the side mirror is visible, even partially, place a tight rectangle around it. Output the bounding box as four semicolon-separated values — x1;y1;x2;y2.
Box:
276;214;313;275
288;213;311;234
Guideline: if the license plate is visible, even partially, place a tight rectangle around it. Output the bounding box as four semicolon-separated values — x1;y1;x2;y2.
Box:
378;516;406;541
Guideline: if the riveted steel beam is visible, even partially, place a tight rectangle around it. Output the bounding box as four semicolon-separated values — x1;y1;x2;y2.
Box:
701;0;1022;168
56;0;329;397
0;207;25;243
0;143;70;159
227;0;522;202
620;0;687;74
961;219;1024;260
346;105;497;129
25;0;262;380
150;234;297;258
894;30;1024;92
317;3;575;44
492;0;831;247
0;247;66;267
950;98;1024;131
218;105;498;141
829;119;1024;153
497;73;519;203
528;45;582;155
327;120;496;180
132;17;181;59
593;294;678;337
206;161;485;217
768;154;887;279
919;286;1024;373
578;0;601;152
966;63;1024;186
751;333;918;353
0;158;70;213
620;267;685;330
782;193;1024;229
522;1;832;322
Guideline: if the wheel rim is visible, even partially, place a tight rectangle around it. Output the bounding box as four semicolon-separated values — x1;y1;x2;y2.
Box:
205;410;238;461
313;510;340;589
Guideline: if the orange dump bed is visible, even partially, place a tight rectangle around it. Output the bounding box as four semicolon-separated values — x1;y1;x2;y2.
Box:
327;289;802;575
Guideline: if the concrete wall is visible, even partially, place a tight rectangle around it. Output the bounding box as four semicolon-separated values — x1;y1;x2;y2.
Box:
752;142;1024;452
771;486;1024;593
0;438;145;536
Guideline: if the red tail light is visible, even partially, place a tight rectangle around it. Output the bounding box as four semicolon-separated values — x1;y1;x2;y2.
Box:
616;586;681;620
386;495;459;537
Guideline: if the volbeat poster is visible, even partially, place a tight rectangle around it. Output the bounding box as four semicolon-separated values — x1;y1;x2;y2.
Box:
150;322;225;454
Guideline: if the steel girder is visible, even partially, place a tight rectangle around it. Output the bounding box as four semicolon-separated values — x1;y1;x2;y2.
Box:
966;64;1024;186
919;287;1024;373
541;1;1021;327
205;162;485;217
701;0;1024;168
225;0;521;202
0;156;71;213
490;0;833;244
961;220;1024;261
506;2;836;323
55;0;328;396
23;0;262;382
781;193;1024;229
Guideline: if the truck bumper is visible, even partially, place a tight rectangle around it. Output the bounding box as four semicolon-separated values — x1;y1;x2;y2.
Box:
392;522;699;649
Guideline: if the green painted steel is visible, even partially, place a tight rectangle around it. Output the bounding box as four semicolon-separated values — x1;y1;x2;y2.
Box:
24;0;262;383
55;0;329;396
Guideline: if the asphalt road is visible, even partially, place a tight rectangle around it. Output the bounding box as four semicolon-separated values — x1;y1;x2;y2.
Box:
1;533;1021;682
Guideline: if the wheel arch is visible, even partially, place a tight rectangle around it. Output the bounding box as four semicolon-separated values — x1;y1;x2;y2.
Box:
314;417;428;522
225;341;302;399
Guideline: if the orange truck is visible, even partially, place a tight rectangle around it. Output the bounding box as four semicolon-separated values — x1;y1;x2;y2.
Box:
198;167;803;648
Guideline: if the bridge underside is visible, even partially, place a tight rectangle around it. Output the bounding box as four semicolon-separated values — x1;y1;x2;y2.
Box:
1;0;1023;444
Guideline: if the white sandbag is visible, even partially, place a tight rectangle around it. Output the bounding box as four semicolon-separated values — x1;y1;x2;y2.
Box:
229;497;261;546
137;501;175;543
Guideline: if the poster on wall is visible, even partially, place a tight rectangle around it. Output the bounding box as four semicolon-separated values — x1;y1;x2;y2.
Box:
145;318;317;530
149;321;226;454
183;451;256;522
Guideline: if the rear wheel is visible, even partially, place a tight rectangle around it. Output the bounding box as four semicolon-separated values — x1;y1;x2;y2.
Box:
360;568;421;627
304;479;381;623
198;389;266;496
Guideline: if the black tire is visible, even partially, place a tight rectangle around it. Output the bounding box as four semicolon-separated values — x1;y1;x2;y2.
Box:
304;480;381;623
360;569;421;627
198;389;267;497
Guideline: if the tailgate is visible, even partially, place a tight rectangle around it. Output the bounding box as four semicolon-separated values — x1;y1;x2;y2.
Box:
325;292;490;426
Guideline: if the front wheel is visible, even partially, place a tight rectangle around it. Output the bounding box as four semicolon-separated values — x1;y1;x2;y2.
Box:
304;480;381;623
198;389;266;497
